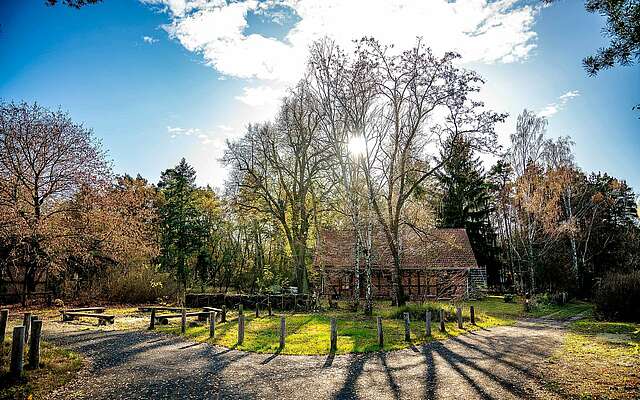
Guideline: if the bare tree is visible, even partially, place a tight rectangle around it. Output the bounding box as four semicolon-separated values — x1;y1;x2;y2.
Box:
353;38;504;306
223;83;331;293
0;101;109;299
307;39;379;313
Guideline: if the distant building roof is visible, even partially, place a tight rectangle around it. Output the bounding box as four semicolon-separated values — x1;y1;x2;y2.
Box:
314;227;478;270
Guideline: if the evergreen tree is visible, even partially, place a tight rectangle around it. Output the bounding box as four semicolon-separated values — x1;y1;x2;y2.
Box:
158;158;205;300
436;137;500;284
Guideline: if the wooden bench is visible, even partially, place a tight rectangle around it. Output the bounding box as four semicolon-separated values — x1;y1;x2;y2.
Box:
138;306;183;313
201;307;223;321
59;307;106;314
62;311;115;325
154;312;210;325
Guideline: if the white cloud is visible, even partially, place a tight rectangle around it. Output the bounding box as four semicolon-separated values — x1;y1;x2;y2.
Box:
235;85;286;108
143;35;158;44
539;90;580;118
167;125;201;136
145;0;541;87
167;124;241;147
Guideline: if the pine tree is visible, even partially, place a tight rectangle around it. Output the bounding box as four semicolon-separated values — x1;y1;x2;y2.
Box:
158;158;206;301
437;137;500;283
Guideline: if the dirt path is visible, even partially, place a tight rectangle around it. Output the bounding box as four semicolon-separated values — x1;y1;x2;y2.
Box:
45;319;565;400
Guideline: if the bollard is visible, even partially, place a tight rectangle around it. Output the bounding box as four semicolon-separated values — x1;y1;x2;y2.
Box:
0;309;7;345
238;315;245;345
239;304;243;316
10;326;25;377
425;311;432;337
23;312;31;344
456;307;463;329
209;312;216;338
439;309;446;332
280;316;286;348
376;316;384;348
28;320;42;369
330;317;337;351
149;309;156;330
470;306;475;325
181;308;186;334
221;305;227;323
403;312;411;341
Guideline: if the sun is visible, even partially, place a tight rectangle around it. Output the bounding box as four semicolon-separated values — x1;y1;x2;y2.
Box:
347;135;367;157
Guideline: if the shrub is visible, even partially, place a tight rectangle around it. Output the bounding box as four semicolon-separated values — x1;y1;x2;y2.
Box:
503;294;516;303
594;271;640;322
389;302;456;321
97;264;179;304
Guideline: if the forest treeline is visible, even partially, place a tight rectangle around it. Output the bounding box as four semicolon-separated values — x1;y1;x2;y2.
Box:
1;38;638;311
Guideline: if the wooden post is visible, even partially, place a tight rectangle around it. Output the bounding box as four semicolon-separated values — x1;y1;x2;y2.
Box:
330;317;337;351
268;295;273;316
28;319;42;369
376;316;383;348
181;308;186;334
279;316;286;348
439;309;446;332
470;306;475;325
239;303;243;316
456;307;463;329
238;315;245;345
221;305;227;323
425;311;432;337
209;312;216;338
149;309;156;330
281;294;284;310
0;309;7;345
22;313;31;344
404;312;411;341
10;326;25;377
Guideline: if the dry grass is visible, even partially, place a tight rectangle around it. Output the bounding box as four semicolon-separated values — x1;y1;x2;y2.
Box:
0;340;83;400
542;319;640;399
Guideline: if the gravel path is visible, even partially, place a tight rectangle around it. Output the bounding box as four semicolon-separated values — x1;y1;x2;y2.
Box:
45;320;565;400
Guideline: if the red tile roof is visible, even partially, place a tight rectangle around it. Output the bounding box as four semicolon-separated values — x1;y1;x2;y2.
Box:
314;227;478;270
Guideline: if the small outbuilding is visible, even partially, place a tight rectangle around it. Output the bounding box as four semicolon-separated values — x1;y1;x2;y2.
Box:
314;227;486;301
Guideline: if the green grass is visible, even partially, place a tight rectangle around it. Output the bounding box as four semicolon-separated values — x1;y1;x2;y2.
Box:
156;296;522;355
544;318;640;399
527;300;593;320
0;340;83;400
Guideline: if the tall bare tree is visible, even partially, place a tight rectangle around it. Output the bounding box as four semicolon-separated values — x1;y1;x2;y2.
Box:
354;39;504;306
224;83;331;293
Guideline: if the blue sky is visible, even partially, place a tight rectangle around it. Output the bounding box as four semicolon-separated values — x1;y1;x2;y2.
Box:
1;0;638;192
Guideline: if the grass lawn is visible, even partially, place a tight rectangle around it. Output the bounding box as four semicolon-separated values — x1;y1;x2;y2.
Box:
156;296;524;355
527;300;593;320
0;339;83;400
543;319;640;399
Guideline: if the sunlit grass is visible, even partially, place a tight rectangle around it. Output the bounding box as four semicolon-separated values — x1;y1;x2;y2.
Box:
156;297;522;355
544;318;640;399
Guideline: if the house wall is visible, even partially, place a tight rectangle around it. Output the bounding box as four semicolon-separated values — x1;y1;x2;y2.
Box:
322;267;470;301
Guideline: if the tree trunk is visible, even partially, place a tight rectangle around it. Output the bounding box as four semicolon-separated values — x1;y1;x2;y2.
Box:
352;231;361;310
